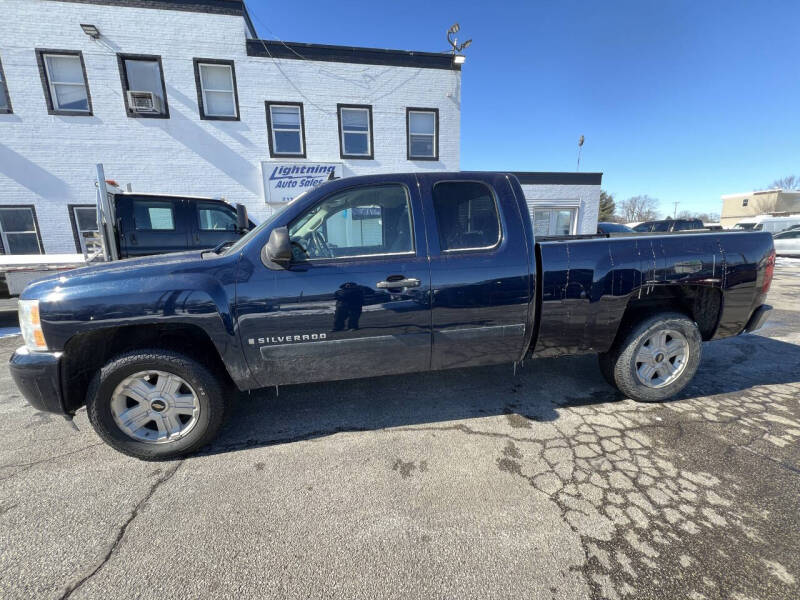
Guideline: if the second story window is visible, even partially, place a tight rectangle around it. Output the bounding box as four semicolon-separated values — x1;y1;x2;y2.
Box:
266;101;306;158
194;59;239;120
337;104;373;159
0;55;12;114
118;54;168;118
36;50;92;115
407;108;438;160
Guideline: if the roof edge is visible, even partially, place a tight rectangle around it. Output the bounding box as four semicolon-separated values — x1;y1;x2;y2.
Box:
513;172;603;186
246;39;461;71
49;0;255;33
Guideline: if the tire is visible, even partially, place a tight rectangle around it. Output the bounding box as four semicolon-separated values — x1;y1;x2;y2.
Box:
86;349;228;460
601;312;702;402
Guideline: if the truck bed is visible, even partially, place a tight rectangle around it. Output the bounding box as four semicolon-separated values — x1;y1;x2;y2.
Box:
531;230;772;357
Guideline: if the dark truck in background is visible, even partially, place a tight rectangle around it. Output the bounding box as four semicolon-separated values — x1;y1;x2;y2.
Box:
9;172;775;460
111;192;253;258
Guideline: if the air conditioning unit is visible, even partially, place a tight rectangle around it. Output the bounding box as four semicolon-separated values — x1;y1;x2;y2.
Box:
127;91;162;114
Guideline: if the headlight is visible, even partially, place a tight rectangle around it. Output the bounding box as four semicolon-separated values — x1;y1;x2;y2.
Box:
19;300;48;352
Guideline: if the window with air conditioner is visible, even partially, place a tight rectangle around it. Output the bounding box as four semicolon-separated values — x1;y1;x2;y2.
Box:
118;54;168;117
36;50;92;115
194;59;239;120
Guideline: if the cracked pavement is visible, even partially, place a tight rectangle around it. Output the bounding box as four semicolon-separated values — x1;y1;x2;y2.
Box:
1;261;799;599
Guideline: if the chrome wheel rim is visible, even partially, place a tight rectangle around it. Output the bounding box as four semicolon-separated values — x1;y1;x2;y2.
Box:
634;329;689;388
110;370;200;444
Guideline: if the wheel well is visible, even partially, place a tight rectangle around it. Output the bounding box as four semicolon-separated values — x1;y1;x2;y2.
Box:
61;323;234;413
611;285;721;349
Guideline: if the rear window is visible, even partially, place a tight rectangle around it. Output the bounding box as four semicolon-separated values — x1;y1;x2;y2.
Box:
432;181;501;251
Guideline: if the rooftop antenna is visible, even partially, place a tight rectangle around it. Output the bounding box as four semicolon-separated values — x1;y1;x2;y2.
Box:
447;23;472;65
576;135;585;171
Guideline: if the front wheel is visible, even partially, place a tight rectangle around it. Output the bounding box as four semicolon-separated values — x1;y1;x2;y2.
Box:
86;349;228;460
599;312;702;402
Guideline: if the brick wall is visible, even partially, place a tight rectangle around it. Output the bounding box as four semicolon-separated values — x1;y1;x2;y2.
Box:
0;0;460;253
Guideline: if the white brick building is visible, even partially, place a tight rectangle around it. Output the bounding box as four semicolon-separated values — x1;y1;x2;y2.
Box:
0;0;599;255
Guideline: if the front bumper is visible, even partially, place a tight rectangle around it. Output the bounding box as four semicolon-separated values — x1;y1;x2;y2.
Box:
8;347;68;414
742;304;772;334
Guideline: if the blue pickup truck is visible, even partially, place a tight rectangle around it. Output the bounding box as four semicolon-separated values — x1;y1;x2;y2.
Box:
10;172;775;459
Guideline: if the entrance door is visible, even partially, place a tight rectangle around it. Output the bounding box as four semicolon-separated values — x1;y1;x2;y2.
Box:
236;178;432;387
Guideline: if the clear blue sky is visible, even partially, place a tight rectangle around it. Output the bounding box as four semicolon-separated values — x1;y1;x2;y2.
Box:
246;0;799;218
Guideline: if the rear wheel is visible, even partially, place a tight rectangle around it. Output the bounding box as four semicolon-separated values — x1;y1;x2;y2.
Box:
87;349;227;460
598;312;702;402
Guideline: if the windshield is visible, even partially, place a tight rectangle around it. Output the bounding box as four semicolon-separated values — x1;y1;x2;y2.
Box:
222;192;310;256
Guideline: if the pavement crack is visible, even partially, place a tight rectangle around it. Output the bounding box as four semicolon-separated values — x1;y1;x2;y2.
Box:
0;443;104;482
59;461;184;600
735;445;800;477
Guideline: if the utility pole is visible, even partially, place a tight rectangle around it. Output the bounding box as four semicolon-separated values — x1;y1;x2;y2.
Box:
672;201;679;218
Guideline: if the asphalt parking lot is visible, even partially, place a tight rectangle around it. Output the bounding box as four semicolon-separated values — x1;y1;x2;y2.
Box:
1;261;799;600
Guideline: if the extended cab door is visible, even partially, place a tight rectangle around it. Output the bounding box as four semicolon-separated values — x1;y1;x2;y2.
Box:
417;173;533;370
115;195;189;257
236;177;432;388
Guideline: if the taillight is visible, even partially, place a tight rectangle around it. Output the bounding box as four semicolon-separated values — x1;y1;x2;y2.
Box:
762;249;775;293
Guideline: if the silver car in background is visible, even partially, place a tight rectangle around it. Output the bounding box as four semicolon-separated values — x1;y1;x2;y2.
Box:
773;228;800;257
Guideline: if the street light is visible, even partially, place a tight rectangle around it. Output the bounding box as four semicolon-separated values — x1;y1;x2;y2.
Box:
80;24;101;39
447;23;472;66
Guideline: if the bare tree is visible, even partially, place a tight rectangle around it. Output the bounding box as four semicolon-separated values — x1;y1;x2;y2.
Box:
676;210;720;223
767;175;800;190
619;195;660;222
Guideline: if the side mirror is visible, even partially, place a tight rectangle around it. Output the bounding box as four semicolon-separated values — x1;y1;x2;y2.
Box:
235;204;249;233
265;227;292;264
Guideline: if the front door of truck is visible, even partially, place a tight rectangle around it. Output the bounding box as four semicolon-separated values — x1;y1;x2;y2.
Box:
190;201;242;250
236;178;432;388
116;196;189;257
417;173;533;370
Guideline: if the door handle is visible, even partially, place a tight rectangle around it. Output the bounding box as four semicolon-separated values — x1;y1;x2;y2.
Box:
377;277;420;289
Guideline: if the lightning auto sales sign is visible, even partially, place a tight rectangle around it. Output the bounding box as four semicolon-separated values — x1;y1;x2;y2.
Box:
262;162;343;204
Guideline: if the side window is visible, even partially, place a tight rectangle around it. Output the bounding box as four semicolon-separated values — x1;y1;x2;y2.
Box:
194;59;239;120
0;207;43;254
265;101;305;157
197;203;237;231
36;50;92;115
70;205;101;254
651;221;670;232
289;184;413;260
406;108;438;160
337;104;373;158
534;208;575;236
133;200;175;230
432;181;501;251
0;55;12;114
118;54;168;117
